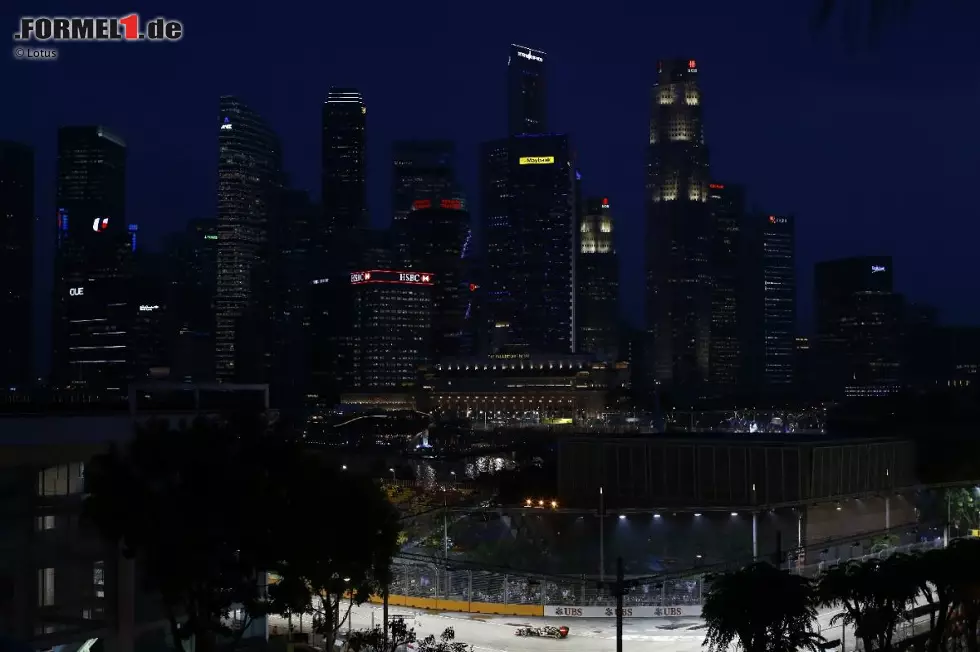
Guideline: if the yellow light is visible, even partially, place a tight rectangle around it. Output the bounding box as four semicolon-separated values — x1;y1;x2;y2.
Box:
551;501;558;509
538;499;544;506
519;156;555;165
525;499;532;506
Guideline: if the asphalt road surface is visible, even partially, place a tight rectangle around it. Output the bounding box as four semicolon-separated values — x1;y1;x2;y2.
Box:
269;600;932;652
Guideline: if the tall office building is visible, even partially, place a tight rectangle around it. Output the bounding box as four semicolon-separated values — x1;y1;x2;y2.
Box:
645;58;712;398
404;195;470;360
576;197;619;360
0;141;35;390
215;97;282;380
321;88;367;271
758;214;796;391
392;141;456;224
164;219;218;381
52;127;131;391
481;134;576;354
508;44;548;135
815;256;903;399
707;183;744;396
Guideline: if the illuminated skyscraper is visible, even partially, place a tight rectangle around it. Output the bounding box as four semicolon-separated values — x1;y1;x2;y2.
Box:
815;256;901;399
51;126;130;391
481;134;576;354
708;182;745;396
0;141;35;389
321;87;367;271
576;197;619;359
645;58;712;397
757;214;796;391
508;44;547;135
215;96;282;380
392;140;456;224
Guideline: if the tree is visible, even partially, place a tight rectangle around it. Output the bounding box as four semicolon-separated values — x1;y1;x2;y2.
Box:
811;0;917;46
817;554;919;651
268;449;401;647
702;562;824;652
83;416;306;652
346;623;471;652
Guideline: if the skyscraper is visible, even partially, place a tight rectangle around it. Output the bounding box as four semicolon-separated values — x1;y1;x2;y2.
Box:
645;58;712;398
51;126;130;391
708;182;745;397
164;218;218;381
392;141;456;224
404;195;470;360
0;141;35;390
508;44;547;135
321;87;367;271
215;97;282;380
576;197;619;360
481;134;576;354
758;214;796;392
815;256;902;399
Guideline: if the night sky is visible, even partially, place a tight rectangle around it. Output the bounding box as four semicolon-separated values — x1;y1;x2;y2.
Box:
4;0;979;347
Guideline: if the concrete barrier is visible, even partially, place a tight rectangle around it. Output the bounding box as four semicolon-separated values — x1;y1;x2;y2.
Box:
546;605;702;618
367;594;544;617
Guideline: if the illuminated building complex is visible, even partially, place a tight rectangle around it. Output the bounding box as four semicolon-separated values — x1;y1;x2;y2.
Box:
392;140;456;224
215;97;282;380
707;183;745;396
321;88;367;271
815;256;903;399
481;134;576;355
645;58;712;397
345;270;434;392
757;214;796;391
508;44;547;135
0;141;34;390
576;197;619;360
405;196;470;360
51;126;131;392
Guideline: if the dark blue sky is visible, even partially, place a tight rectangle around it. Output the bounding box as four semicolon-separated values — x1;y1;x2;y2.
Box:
4;0;979;334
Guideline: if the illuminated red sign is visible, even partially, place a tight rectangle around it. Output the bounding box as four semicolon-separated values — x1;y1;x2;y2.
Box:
350;270;434;286
469;283;479;292
440;199;463;210
412;200;431;210
769;215;776;223
709;183;725;189
602;197;609;208
92;217;109;232
688;59;697;69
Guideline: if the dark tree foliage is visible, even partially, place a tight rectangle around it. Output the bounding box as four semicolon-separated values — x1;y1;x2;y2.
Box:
702;562;824;652
348;622;472;652
267;448;401;646
83;416;399;652
811;0;916;47
817;554;919;651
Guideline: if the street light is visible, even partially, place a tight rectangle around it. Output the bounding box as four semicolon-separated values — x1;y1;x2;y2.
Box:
389;468;396;481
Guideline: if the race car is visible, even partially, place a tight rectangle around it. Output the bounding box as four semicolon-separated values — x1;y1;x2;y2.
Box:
514;626;569;639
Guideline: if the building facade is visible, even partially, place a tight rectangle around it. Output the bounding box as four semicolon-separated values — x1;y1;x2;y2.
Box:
51;126;131;393
645;58;712;398
404;196;470;361
576;197;619;360
815;256;903;399
707;183;744;397
507;44;547;135
346;269;433;392
321;88;367;272
215;97;282;380
758;214;796;393
481;134;576;355
0;141;35;390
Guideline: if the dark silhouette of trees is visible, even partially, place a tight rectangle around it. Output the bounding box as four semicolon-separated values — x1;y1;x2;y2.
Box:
702;561;824;652
83;416;399;652
347;622;471;652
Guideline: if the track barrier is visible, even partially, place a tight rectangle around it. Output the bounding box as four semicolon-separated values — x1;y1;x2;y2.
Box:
367;594;544;617
545;605;702;619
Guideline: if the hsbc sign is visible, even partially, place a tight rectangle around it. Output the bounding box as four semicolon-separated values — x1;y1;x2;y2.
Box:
350;270;434;286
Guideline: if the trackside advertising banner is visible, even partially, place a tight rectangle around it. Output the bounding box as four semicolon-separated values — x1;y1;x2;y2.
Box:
545;605;702;619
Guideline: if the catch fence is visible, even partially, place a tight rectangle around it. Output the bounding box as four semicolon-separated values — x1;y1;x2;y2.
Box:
390;536;947;608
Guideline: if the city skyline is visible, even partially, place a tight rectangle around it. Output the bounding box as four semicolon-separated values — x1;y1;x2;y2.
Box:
3;1;979;337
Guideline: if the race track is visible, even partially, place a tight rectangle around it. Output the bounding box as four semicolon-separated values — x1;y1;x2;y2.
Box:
315;602;856;652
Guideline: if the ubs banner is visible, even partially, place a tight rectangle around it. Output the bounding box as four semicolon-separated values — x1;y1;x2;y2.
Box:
545;605;702;619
